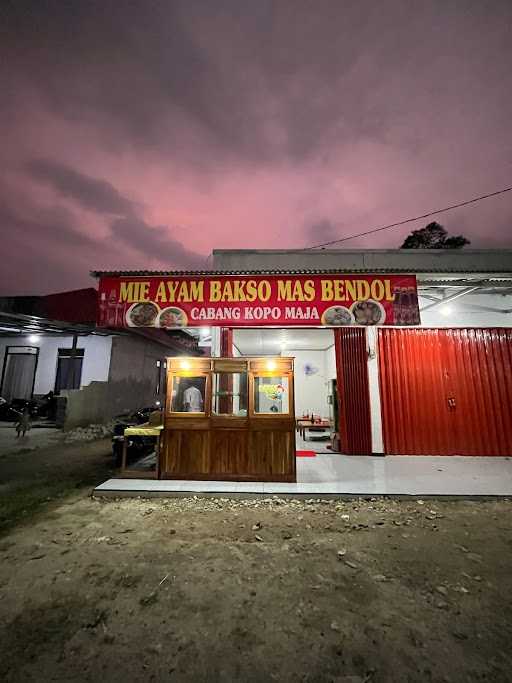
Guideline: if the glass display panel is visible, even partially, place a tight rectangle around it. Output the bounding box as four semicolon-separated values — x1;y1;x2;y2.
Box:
170;376;206;413
212;372;248;416
254;376;290;414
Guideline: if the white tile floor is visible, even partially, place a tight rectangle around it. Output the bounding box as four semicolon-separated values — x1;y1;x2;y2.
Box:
296;433;332;454
94;453;512;497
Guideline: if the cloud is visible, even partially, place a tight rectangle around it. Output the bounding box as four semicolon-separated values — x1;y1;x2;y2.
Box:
0;199;96;251
0;188;207;294
26;159;137;216
304;219;339;247
0;199;98;293
0;1;461;163
1;0;512;296
110;216;207;270
3;1;512;169
24;157;206;271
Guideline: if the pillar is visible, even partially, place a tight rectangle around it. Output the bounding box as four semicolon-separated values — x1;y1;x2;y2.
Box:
220;327;233;357
366;327;384;453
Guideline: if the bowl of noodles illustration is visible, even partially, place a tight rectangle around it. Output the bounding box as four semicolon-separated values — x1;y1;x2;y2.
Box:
157;306;188;328
351;299;386;325
126;302;159;327
321;306;354;326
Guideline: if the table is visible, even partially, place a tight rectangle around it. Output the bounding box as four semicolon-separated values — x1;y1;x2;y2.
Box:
122;424;164;477
296;419;330;440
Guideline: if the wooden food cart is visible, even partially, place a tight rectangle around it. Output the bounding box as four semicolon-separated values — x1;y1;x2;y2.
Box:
160;356;296;481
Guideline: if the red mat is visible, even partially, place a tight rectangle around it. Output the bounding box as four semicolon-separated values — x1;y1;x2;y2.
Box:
296;450;316;457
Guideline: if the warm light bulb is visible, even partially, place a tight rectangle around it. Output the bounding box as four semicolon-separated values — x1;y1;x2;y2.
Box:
266;360;277;371
180;359;191;370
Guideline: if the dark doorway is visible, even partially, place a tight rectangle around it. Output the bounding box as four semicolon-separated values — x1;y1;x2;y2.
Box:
55;348;84;392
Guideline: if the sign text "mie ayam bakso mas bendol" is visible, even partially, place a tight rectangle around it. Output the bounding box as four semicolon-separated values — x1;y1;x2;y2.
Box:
97;274;420;328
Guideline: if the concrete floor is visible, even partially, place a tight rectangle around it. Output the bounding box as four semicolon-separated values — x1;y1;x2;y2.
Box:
95;452;512;497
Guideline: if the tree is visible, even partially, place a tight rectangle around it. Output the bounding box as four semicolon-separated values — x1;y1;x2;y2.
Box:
400;222;470;249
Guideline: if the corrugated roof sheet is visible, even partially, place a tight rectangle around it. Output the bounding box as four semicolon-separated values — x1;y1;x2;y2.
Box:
91;269;416;276
92;250;512;277
91;268;512;277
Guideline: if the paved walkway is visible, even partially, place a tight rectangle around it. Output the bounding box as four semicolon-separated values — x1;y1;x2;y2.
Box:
95;453;512;497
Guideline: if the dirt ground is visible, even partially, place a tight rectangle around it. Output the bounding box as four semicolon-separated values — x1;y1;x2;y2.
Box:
0;442;512;682
0;438;114;533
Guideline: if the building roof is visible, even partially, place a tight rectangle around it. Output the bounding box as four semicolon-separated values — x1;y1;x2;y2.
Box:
0;289;200;350
0;288;98;323
41;288;98;323
91;249;512;277
211;249;512;274
0;288;100;337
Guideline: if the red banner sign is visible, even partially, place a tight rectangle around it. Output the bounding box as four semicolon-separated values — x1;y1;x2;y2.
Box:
97;274;420;328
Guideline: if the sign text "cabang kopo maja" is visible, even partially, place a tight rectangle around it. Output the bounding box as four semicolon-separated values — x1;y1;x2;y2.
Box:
97;274;420;328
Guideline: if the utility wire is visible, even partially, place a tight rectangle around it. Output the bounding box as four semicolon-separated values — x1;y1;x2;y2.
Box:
307;185;512;249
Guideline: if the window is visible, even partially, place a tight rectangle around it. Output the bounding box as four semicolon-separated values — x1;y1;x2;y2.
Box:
55;348;84;392
253;376;290;414
170;376;206;413
212;372;248;416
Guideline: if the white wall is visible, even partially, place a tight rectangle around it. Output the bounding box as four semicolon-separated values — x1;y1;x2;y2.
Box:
419;292;512;328
324;343;336;380
0;335;112;396
287;349;330;418
366;327;384;453
80;336;112;387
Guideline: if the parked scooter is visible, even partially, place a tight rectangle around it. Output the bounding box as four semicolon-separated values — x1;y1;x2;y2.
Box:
0;397;40;422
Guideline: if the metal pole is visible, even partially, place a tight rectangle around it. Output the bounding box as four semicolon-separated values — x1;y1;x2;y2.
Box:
419;286;481;313
69;334;78;389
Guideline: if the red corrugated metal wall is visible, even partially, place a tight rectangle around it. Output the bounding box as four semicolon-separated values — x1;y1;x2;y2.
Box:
334;328;372;454
378;328;512;455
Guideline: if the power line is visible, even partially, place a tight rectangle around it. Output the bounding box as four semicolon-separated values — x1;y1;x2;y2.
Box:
307;185;512;249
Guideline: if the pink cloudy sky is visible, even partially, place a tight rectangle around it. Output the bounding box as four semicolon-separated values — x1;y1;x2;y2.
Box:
1;0;512;294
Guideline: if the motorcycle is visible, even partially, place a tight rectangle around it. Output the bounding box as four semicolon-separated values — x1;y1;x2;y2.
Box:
0;397;40;422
